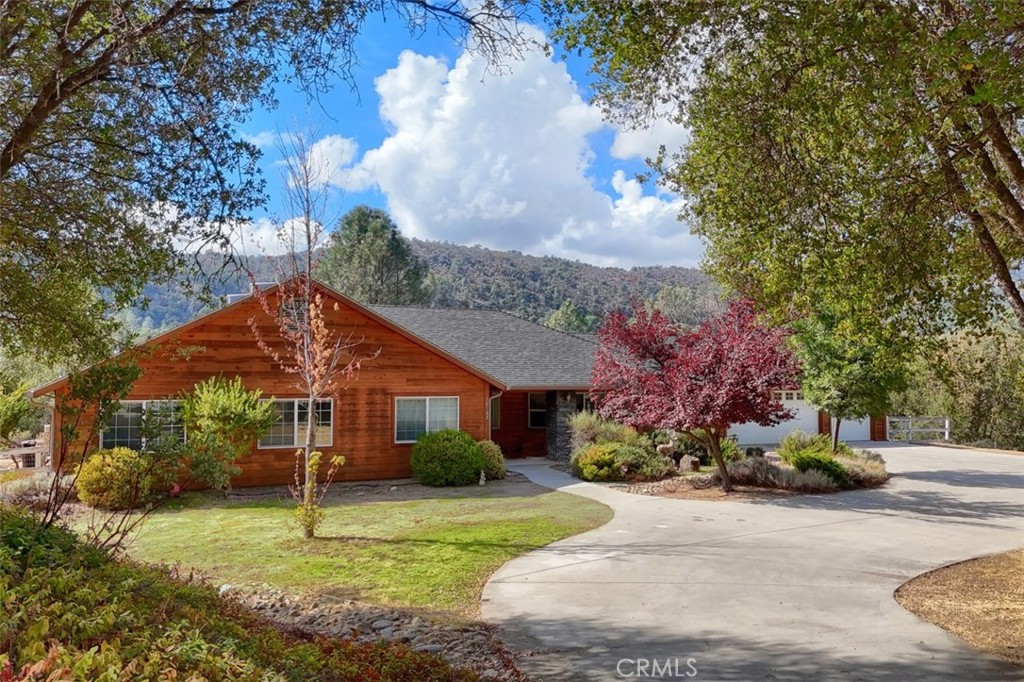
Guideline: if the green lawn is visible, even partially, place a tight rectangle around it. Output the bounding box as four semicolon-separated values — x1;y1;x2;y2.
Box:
128;486;611;616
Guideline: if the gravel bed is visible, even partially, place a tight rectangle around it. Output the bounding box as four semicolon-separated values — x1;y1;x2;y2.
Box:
229;584;530;680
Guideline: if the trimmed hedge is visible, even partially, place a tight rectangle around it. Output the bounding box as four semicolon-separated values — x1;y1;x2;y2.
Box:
77;447;154;510
410;430;486;487
478;440;507;480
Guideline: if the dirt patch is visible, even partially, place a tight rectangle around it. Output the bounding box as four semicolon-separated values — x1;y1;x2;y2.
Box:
896;549;1024;666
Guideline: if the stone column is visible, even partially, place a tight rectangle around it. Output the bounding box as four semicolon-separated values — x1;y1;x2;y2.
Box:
546;391;576;461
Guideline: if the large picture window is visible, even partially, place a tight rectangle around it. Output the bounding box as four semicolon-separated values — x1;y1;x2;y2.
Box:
258;399;333;449
100;400;184;450
395;397;459;443
528;392;549;429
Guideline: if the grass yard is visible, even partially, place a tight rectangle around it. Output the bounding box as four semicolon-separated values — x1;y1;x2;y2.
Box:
128;481;611;616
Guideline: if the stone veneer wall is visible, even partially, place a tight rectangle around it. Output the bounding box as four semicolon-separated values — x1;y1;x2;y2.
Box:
546;391;577;461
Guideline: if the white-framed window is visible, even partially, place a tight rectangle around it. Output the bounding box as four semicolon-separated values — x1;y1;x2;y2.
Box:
574;392;592;412
100;400;185;450
258;398;333;449
528;392;548;429
395;396;459;443
490;395;501;430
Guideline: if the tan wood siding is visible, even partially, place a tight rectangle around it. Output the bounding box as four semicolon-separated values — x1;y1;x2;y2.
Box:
53;296;493;486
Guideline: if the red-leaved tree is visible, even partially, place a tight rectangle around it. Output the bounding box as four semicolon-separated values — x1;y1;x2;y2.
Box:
593;299;800;491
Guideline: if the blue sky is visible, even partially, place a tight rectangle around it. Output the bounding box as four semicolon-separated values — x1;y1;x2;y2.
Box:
234;13;701;269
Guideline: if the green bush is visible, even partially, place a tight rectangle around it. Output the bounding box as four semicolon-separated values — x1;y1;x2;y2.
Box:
0;505;475;682
571;442;625;482
615;445;676;481
410;430;486;486
571;442;675;482
720;438;743;462
478;439;507;480
778;429;857;461
676;432;707;462
77;447;154;510
568;410;646;452
788;450;850;488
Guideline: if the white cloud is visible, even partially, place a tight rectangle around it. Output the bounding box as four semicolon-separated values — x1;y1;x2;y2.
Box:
316;27;701;268
305;134;360;187
610;114;691;164
225;216;329;258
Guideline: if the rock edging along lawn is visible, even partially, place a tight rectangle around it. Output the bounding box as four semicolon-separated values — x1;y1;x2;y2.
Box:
231;584;529;681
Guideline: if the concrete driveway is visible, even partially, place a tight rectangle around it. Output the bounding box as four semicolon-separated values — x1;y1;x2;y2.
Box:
482;444;1024;681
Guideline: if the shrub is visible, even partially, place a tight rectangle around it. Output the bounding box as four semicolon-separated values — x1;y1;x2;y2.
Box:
77;447;154;510
835;450;890;487
725;457;838;493
788;450;850;488
720;437;743;462
571;442;625;482
0;505;475;682
568;410;645;452
410;430;485;487
615;445;676;481
478;439;507;480
778;429;830;462
745;446;766;458
676;432;707;461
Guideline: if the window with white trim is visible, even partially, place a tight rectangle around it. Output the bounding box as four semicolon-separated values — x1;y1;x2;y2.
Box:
574;392;592;412
528;392;548;429
395;397;459;443
258;399;333;448
100;400;185;450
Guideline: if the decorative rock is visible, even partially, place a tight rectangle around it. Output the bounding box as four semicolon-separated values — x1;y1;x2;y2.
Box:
230;585;523;680
414;644;445;653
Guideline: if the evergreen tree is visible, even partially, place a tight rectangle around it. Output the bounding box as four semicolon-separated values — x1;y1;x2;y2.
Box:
317;206;431;305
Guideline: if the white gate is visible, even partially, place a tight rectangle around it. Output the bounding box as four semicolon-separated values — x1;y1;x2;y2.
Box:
886;416;951;442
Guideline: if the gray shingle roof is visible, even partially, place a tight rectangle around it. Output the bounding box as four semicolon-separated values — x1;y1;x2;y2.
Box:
369;306;597;390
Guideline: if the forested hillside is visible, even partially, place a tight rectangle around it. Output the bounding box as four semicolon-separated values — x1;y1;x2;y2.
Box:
411;240;707;323
130;241;709;331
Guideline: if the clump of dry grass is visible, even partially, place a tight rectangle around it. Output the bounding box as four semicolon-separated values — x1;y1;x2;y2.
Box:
835;452;890;487
726;457;838;493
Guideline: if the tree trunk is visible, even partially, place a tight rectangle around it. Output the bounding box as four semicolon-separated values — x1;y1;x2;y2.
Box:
832;417;842;453
708;431;733;492
303;393;316;538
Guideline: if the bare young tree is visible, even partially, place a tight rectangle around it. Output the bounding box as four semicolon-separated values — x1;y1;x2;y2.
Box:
247;129;379;538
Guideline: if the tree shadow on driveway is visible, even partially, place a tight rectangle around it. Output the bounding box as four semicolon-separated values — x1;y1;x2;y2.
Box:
746;483;1024;529
490;611;1024;681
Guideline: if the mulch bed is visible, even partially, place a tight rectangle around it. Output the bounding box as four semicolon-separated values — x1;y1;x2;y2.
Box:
896;549;1024;666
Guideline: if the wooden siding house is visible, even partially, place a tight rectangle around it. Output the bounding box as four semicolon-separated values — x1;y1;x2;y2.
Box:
31;280;599;487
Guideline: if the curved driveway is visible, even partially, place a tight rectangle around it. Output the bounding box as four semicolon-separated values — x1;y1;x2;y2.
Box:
482;444;1024;681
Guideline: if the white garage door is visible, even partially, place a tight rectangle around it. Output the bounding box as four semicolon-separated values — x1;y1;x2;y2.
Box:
836;417;871;442
729;391;820;446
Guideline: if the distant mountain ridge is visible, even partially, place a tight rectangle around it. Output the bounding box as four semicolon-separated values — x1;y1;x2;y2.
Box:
130;240;709;331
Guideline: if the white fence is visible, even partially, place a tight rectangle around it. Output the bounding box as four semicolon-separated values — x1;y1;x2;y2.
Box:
887;416;951;442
